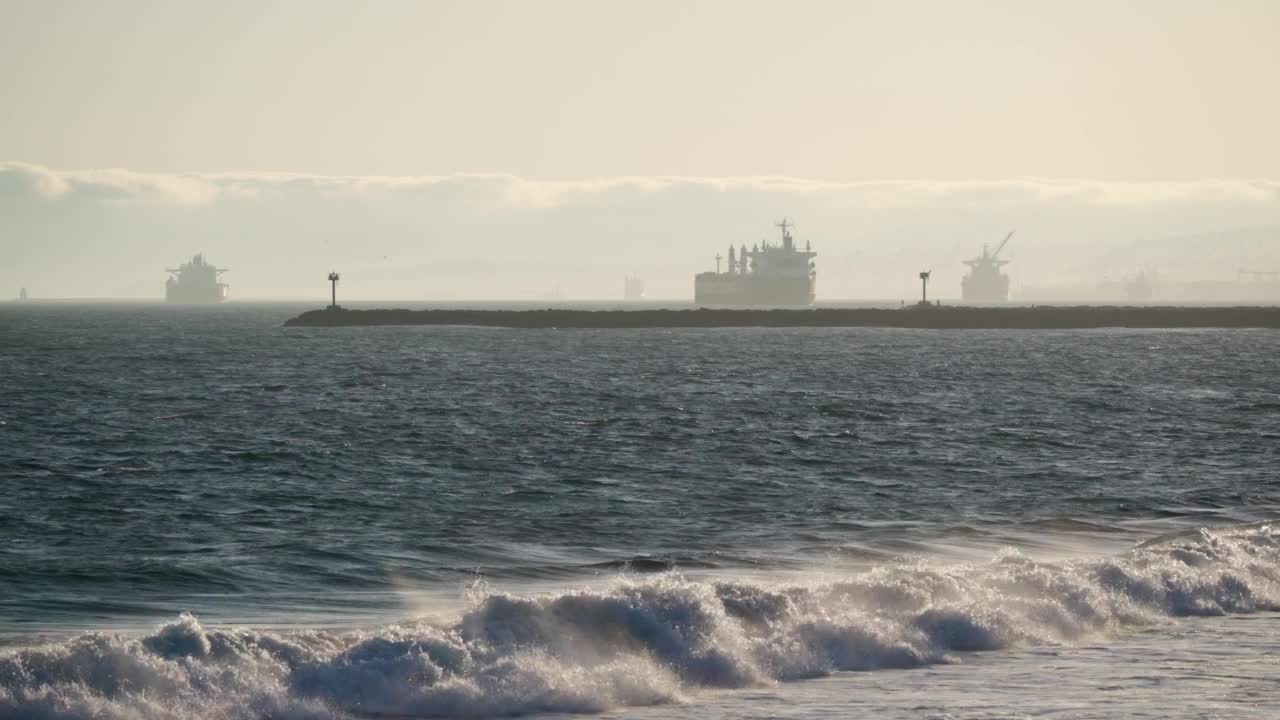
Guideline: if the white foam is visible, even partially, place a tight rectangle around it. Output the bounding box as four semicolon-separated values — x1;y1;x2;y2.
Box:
2;523;1277;719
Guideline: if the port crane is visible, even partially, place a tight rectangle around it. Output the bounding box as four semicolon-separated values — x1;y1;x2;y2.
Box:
964;231;1014;272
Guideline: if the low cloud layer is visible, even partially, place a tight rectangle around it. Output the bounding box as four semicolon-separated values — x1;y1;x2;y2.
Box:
3;162;1278;300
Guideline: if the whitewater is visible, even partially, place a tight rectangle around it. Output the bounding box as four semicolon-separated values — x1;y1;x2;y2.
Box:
2;523;1278;719
2;304;1278;718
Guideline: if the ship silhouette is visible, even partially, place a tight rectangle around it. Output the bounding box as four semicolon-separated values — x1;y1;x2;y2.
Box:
165;254;229;303
961;232;1013;302
695;220;816;306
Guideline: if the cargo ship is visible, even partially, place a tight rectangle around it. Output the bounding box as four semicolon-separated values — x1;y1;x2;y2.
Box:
165;254;229;303
695;220;816;306
961;232;1013;302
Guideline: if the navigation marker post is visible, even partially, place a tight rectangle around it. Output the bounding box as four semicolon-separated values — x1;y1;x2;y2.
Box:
328;272;340;309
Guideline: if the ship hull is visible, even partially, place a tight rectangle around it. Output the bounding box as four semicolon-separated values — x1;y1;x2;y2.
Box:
746;276;814;306
165;286;229;303
694;273;746;305
961;276;1010;303
695;274;814;307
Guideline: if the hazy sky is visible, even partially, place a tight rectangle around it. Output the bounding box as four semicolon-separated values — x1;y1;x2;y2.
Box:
5;0;1278;179
2;0;1278;299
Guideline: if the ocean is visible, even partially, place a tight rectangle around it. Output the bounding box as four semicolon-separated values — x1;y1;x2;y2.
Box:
1;303;1278;719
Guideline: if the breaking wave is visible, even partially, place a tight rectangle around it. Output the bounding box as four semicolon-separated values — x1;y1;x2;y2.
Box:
3;524;1278;720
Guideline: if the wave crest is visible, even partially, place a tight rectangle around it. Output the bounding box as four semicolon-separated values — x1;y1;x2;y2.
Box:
2;523;1277;719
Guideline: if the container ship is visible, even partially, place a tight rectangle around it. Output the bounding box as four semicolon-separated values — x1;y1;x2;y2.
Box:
165;254;229;303
695;220;816;306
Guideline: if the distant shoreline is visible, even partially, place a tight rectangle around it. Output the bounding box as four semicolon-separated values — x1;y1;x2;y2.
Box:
283;306;1280;329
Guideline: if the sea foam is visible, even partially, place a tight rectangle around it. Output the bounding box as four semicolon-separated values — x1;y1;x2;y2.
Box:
2;523;1277;719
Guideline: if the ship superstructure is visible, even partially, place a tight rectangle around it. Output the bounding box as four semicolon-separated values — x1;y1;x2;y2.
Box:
961;231;1013;302
695;220;816;306
165;254;229;303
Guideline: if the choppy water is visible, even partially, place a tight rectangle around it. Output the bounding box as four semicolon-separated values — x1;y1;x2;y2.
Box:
2;303;1278;719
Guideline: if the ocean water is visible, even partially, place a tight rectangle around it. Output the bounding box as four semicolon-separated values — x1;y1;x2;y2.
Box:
1;303;1278;719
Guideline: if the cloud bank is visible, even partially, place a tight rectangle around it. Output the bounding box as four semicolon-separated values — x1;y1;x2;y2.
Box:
2;162;1278;300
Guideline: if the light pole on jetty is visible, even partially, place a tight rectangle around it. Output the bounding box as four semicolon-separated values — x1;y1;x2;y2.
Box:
327;272;340;309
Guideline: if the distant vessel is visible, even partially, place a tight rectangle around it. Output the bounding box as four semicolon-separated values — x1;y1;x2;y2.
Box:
1126;269;1156;301
17;287;27;302
961;232;1013;302
165;254;229;303
695;220;816;306
537;283;565;302
1128;275;1153;301
624;275;645;300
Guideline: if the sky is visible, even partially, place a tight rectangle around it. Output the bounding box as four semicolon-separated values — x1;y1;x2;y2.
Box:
1;0;1278;299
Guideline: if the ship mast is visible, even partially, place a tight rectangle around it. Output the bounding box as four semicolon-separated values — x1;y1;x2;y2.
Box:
776;219;793;250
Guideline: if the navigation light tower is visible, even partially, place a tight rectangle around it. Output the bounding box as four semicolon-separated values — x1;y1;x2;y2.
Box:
328;272;340;309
